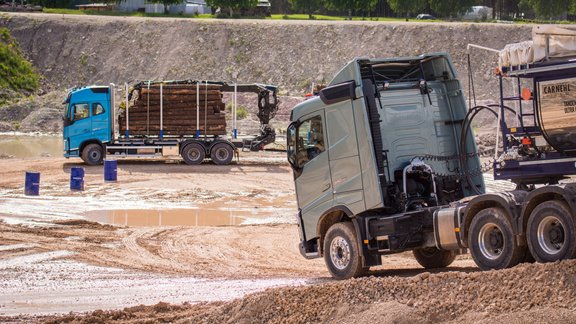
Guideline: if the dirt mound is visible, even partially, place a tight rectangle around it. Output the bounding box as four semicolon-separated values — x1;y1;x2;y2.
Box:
34;259;576;323
52;219;117;230
2;14;530;97
0;90;64;132
0;14;533;132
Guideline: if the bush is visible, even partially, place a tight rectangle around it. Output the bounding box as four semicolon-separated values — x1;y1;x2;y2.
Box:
225;102;249;119
0;28;39;95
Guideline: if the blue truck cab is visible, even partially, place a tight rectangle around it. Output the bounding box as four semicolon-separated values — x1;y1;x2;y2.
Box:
63;85;114;165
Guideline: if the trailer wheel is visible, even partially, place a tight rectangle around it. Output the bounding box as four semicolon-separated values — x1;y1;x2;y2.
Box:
181;143;205;165
323;222;366;280
413;247;456;269
210;143;234;165
81;143;104;165
527;200;576;263
468;207;525;270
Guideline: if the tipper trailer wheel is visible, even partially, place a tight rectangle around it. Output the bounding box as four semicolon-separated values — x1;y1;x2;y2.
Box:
468;207;525;270
323;222;367;280
81;143;104;165
526;200;576;263
413;247;456;269
182;143;205;165
210;143;234;165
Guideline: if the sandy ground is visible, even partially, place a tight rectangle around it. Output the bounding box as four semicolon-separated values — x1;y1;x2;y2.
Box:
0;154;483;319
2;154;574;323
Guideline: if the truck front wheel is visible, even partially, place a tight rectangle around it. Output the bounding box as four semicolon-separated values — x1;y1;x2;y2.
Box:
182;143;205;165
413;247;456;269
468;207;525;270
526;200;576;263
81;143;104;165
323;222;366;280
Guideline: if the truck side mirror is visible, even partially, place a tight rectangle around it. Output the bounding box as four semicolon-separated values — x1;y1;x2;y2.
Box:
62;115;72;126
287;122;299;170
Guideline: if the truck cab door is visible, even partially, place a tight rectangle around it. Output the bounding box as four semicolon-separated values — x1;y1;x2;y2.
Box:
290;113;333;223
66;102;92;152
90;102;111;143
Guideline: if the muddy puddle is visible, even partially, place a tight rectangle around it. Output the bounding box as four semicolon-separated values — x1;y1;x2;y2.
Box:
85;200;293;227
0;134;61;158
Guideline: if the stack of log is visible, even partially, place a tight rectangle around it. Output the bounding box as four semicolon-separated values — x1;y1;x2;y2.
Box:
118;84;227;136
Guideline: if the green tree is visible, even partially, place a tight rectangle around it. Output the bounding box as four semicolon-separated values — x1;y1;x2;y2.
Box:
356;0;378;17
289;0;324;19
428;0;476;17
326;0;377;18
206;0;258;16
387;0;427;18
520;0;569;18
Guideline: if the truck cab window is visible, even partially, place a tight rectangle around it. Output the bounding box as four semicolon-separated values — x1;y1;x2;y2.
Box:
296;116;325;166
72;103;89;121
92;103;105;116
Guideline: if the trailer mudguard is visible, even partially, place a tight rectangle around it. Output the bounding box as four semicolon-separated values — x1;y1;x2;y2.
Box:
462;191;527;242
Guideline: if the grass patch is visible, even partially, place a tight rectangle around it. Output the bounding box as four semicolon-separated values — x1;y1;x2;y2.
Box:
43;8;213;19
270;14;404;21
41;9;412;22
226;102;249;119
0;28;39;103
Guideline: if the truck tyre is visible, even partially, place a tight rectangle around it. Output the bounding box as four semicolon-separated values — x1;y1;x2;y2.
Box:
526;200;576;263
81;143;104;165
413;247;456;269
323;222;366;280
181;143;205;165
468;207;525;270
210;143;234;165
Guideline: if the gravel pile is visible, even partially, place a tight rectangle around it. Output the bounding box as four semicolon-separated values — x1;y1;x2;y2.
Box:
40;259;576;323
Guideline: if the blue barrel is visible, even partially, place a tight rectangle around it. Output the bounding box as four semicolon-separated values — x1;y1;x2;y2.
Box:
70;167;85;191
24;171;40;196
104;160;117;182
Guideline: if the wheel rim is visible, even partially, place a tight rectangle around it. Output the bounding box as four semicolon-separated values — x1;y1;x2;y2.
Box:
537;215;565;255
89;150;101;161
215;147;230;161
330;236;351;270
478;222;504;260
187;148;201;161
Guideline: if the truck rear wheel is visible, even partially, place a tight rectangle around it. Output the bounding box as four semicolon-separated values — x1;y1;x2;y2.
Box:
468;207;525;270
323;222;366;280
526;200;576;263
182;143;205;165
81;143;104;165
210;143;234;165
413;247;456;269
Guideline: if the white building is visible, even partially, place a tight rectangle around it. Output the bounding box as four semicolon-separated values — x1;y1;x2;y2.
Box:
117;0;210;14
461;6;493;21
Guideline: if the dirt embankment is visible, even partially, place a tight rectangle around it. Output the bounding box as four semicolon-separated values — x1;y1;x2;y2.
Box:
0;13;532;132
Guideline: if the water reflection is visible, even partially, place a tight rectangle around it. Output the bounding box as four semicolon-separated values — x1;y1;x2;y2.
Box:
0;134;62;158
86;208;253;227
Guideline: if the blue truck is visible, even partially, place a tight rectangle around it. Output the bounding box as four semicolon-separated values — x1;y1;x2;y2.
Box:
62;80;279;165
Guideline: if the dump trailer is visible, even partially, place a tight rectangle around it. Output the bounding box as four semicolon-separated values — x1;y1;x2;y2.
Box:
63;80;278;165
288;47;576;279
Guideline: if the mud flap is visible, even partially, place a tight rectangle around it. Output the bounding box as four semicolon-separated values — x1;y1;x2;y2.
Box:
352;217;382;267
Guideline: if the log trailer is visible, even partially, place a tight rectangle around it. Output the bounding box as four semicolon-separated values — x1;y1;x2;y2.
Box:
288;26;576;279
62;80;278;165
